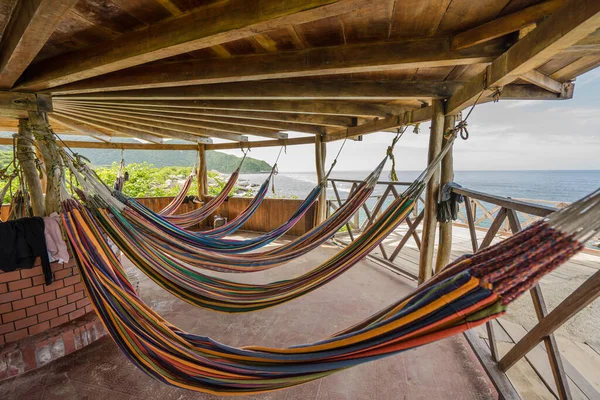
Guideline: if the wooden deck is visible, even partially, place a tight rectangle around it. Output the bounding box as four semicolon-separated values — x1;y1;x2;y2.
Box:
336;224;600;399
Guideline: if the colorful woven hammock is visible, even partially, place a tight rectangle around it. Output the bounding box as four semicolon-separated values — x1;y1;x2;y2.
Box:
77;156;384;274
61;187;599;395
157;171;194;216
131;164;276;240
83;166;417;312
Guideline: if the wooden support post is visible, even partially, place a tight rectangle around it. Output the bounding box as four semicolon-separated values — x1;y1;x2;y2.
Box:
16;119;45;216
30;112;62;215
418;99;445;284
315;134;327;224
434;114;458;273
197;144;208;199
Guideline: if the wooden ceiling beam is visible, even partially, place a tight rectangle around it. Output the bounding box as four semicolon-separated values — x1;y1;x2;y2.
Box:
0;0;77;89
451;0;565;50
0;91;51;118
53;99;396;117
0;137;316;151
324;106;432;142
56;103;327;135
14;0;373;91
53;80;461;101
53;100;357;127
50;36;507;94
446;0;600;115
48;114;113;142
56;105;278;140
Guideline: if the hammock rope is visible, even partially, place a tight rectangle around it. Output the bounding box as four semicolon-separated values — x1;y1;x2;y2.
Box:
60;186;600;395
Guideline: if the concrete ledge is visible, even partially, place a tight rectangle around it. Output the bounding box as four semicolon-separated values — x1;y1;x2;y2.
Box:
0;312;106;380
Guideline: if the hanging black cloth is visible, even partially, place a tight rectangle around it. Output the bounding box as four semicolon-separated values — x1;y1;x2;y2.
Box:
0;217;52;284
437;182;464;223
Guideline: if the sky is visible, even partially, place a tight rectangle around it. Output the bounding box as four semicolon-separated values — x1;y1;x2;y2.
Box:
220;69;600;173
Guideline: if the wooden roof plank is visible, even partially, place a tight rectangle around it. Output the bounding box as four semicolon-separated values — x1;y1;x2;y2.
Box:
53;98;398;117
53;80;462;101
58;103;326;135
451;0;565;50
0;0;77;89
53;100;357;127
48;113;112;142
446;0;600;115
56;104;281;140
49;36;507;94
53;110;167;144
14;0;373;91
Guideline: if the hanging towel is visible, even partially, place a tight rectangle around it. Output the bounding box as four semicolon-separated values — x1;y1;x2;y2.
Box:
43;212;70;264
0;217;52;284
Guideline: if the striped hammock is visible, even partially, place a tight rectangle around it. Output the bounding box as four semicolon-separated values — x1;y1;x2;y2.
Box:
78;157;385;275
60;188;600;395
160;165;240;227
131;165;276;239
157;171;194;216
83;162;417;312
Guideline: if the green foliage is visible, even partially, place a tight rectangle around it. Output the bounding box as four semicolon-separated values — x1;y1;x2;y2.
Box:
93;162;241;199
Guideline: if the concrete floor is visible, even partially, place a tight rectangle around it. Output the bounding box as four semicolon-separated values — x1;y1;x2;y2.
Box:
0;237;496;400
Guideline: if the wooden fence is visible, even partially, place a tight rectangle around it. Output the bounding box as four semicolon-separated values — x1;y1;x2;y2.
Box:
1;195;317;236
327;178;425;279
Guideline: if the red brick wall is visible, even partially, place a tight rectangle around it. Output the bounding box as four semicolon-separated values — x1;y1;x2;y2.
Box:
0;257;92;346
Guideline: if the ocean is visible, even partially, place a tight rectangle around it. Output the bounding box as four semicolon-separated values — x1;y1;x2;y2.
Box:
240;170;600;204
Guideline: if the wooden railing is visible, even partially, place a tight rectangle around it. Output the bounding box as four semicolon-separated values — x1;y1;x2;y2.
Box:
327;180;599;399
327;178;426;279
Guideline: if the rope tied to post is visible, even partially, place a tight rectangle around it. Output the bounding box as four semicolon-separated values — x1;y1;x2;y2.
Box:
387;126;407;182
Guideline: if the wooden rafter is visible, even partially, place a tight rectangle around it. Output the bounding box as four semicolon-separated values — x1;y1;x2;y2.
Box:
52;80;461;101
56;105;282;140
14;0;373;91
520;70;564;94
53;100;357;127
451;0;565;50
446;0;600;115
57;104;327;135
0;0;76;89
324;106;432;142
49;36;508;94
52;99;398;117
48;113;112;142
52;110;165;144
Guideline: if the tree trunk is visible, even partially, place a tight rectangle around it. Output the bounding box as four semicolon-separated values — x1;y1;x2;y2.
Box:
16;119;45;216
29;112;62;215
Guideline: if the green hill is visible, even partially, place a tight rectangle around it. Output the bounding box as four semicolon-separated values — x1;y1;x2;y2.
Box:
0;146;271;173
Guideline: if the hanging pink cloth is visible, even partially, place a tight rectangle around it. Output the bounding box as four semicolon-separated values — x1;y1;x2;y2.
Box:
43;212;70;264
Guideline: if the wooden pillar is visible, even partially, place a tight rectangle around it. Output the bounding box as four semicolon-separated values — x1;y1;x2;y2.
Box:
30;112;62;215
16;119;45;216
418;99;445;284
197;144;208;199
434;114;458;273
315;134;327;224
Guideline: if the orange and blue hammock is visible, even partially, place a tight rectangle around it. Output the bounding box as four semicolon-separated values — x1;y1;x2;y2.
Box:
62;196;591;395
